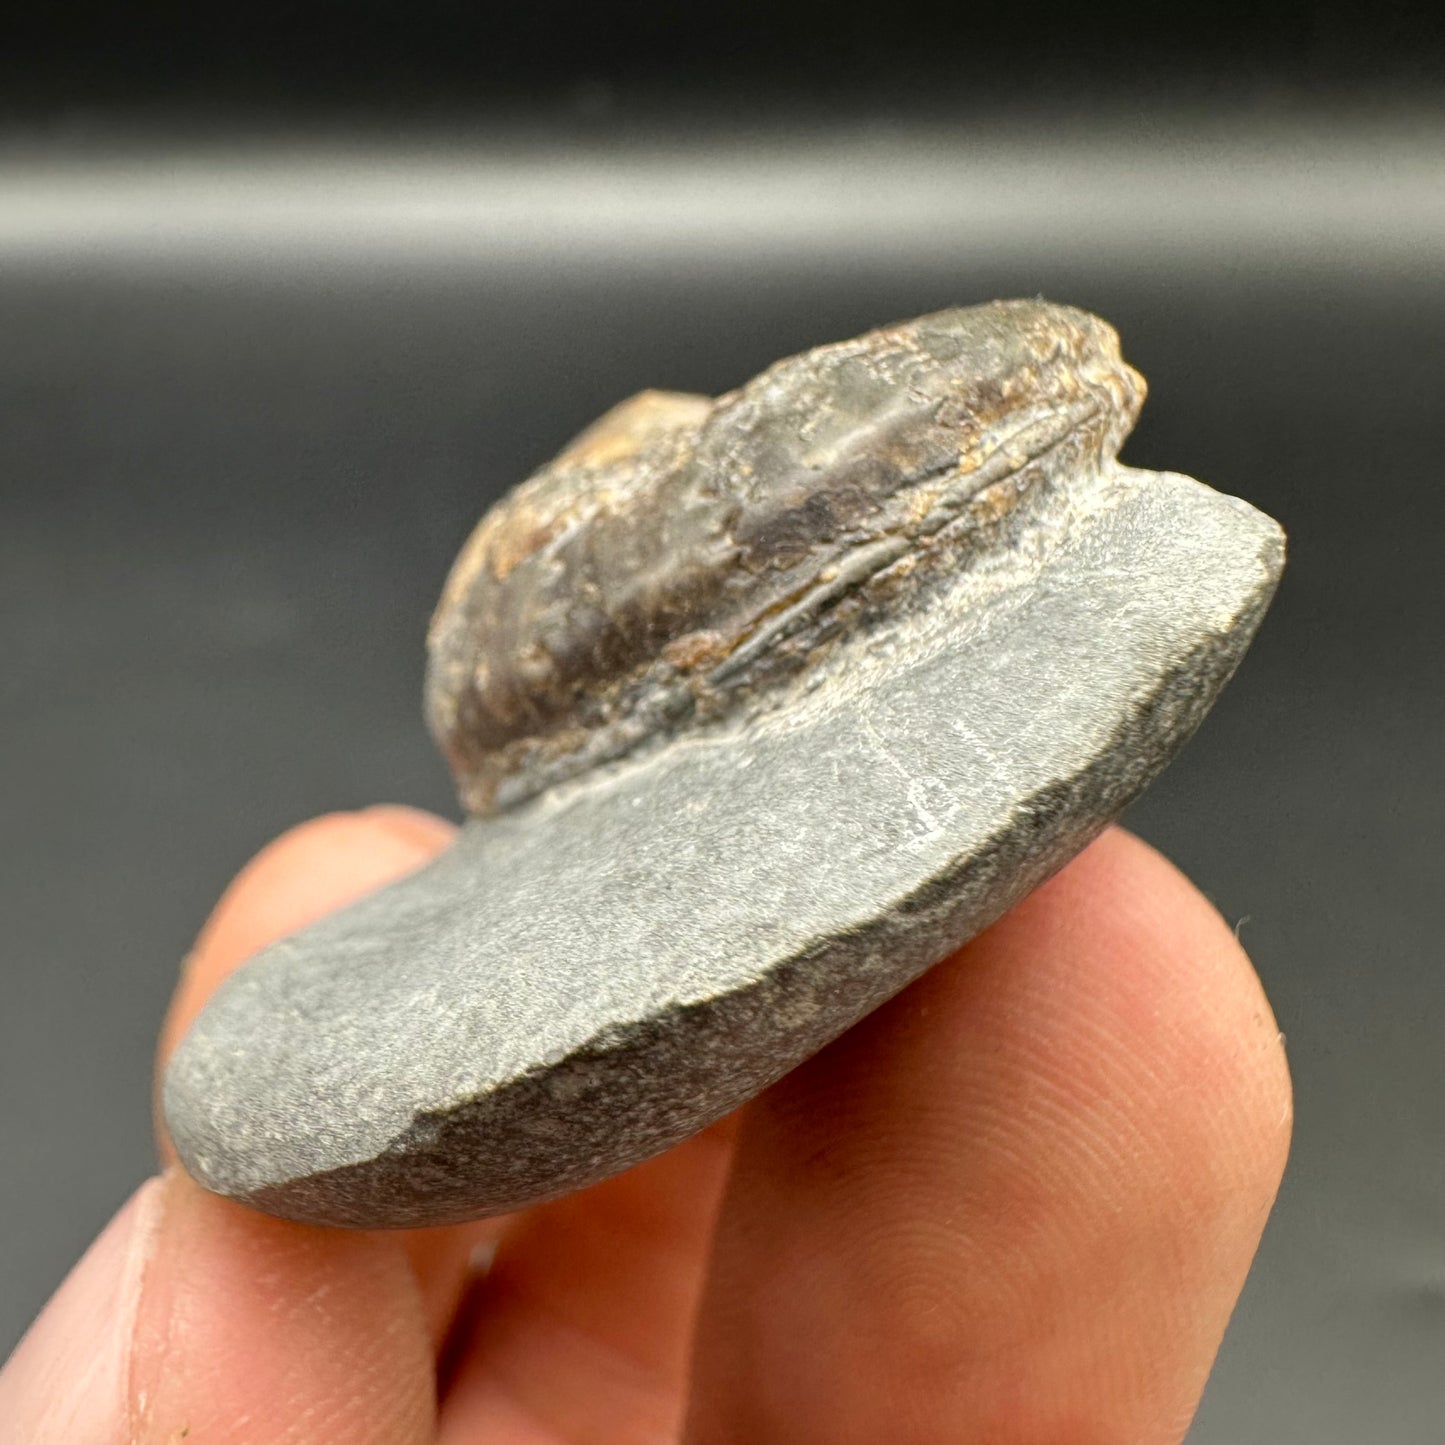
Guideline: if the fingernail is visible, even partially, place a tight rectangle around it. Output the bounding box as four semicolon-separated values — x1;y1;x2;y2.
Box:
0;1177;162;1442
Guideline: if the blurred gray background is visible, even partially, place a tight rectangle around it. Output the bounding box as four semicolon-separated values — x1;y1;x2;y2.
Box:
1;5;1443;1438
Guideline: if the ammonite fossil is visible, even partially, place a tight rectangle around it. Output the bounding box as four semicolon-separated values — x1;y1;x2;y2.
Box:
164;300;1284;1228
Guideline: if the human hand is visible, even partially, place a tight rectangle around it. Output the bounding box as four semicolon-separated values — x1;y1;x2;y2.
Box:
0;807;1290;1444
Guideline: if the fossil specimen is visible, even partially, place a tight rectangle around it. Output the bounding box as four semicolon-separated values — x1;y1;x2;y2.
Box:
164;300;1284;1228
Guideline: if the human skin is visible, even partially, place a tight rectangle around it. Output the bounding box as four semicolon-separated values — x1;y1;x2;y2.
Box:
0;807;1291;1444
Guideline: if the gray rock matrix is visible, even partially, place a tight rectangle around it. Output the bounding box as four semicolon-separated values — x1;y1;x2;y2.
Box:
164;301;1284;1228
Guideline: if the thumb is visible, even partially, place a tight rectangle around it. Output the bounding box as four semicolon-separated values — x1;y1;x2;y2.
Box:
2;809;451;1444
0;1178;161;1443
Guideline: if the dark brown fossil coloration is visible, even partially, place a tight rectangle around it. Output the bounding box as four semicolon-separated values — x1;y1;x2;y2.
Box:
427;301;1144;814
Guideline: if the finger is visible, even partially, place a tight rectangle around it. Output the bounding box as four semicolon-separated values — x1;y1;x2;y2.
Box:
686;827;1292;1445
133;808;457;1444
156;806;501;1346
0;1178;163;1442
5;810;464;1444
436;1116;738;1445
129;1173;436;1444
156;805;457;1089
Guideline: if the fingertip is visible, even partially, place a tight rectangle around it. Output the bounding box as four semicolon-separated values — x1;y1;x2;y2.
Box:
142;807;464;1438
129;1170;434;1445
157;807;457;1154
1018;827;1293;1192
0;1177;163;1444
360;803;461;852
186;807;456;982
688;825;1293;1445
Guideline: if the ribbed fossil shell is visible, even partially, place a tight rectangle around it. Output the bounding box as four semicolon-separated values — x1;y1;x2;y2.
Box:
427;300;1145;814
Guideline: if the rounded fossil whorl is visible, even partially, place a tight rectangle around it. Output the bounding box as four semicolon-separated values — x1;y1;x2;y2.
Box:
426;299;1146;815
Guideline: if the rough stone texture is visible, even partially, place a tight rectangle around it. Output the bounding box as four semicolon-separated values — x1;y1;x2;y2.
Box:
164;302;1284;1228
